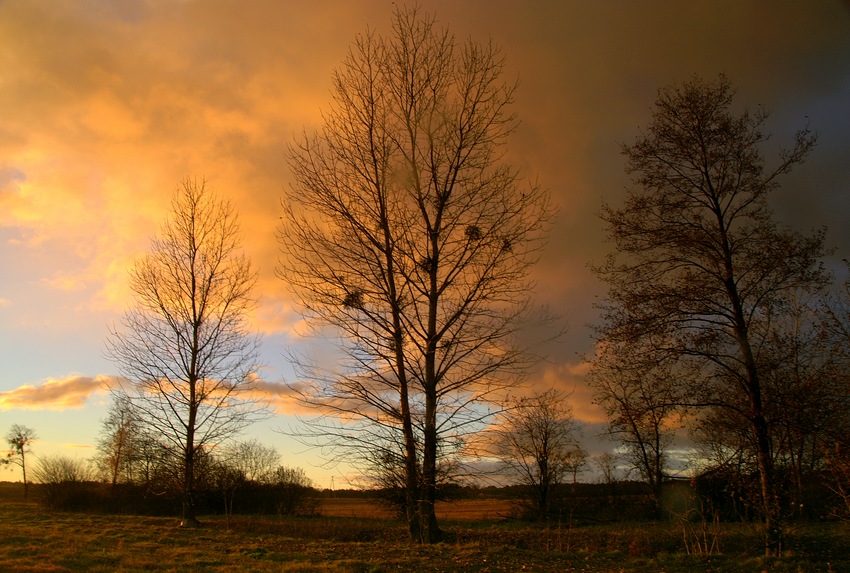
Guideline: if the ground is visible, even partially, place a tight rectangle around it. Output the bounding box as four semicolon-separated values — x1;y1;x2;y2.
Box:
1;483;847;572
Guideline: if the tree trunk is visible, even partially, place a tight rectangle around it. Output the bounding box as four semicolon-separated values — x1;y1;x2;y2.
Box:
180;445;200;528
418;222;442;544
538;460;550;520
722;213;782;556
21;450;28;499
420;387;441;543
181;397;200;528
400;380;422;542
752;411;781;555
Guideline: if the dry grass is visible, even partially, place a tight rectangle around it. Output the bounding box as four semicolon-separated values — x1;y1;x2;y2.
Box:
2;484;849;572
317;498;514;521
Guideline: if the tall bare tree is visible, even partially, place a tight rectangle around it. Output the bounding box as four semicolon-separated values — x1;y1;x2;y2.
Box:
278;5;551;543
107;179;265;527
594;75;827;554
493;389;583;520
3;424;37;497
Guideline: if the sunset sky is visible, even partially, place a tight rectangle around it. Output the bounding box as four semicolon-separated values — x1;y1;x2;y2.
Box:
1;1;849;488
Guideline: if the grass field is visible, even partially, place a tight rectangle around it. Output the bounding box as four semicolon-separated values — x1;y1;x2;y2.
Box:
1;485;849;572
320;498;513;521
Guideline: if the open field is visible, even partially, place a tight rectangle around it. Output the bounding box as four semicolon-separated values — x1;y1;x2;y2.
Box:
319;498;514;521
2;486;849;572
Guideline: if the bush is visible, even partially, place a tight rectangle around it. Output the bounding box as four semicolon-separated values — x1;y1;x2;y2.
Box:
32;455;99;510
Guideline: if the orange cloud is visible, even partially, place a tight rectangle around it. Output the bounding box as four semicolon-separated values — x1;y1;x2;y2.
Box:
0;375;118;411
64;443;96;450
529;360;606;425
252;379;308;416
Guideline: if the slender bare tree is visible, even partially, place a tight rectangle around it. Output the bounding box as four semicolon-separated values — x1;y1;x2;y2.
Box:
594;75;827;554
587;337;682;511
107;179;265;527
95;394;142;487
278;5;552;543
492;389;583;520
3;424;37;498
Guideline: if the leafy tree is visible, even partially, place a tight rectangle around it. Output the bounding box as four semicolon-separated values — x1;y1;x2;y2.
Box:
279;5;551;543
594;75;827;554
493;389;583;520
3;424;37;497
106;179;265;527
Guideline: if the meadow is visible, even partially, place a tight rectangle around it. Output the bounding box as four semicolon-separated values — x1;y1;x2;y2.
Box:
1;484;848;572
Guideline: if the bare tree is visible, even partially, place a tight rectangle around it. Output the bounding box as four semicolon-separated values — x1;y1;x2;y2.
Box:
268;466;318;516
593;452;621;489
3;424;37;497
587;337;682;511
222;439;280;484
106;179;265;528
563;447;590;485
493;389;583;520
753;291;845;515
278;5;552;543
95;394;143;487
33;455;96;484
594;74;827;554
820;262;850;515
822;260;850;371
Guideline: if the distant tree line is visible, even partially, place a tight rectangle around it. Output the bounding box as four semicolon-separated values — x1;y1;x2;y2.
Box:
15;403;316;518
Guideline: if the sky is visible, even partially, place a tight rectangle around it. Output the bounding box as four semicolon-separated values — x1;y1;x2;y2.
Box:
1;0;849;489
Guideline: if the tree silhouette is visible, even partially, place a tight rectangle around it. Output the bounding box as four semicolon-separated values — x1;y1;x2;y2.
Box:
107;179;265;528
279;5;552;543
493;389;584;520
4;424;37;498
595;75;827;555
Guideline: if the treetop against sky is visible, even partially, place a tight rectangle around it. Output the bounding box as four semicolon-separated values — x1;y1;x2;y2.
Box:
0;1;848;488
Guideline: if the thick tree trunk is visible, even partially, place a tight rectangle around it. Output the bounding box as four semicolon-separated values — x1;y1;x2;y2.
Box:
180;444;200;528
752;410;781;555
736;321;781;555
